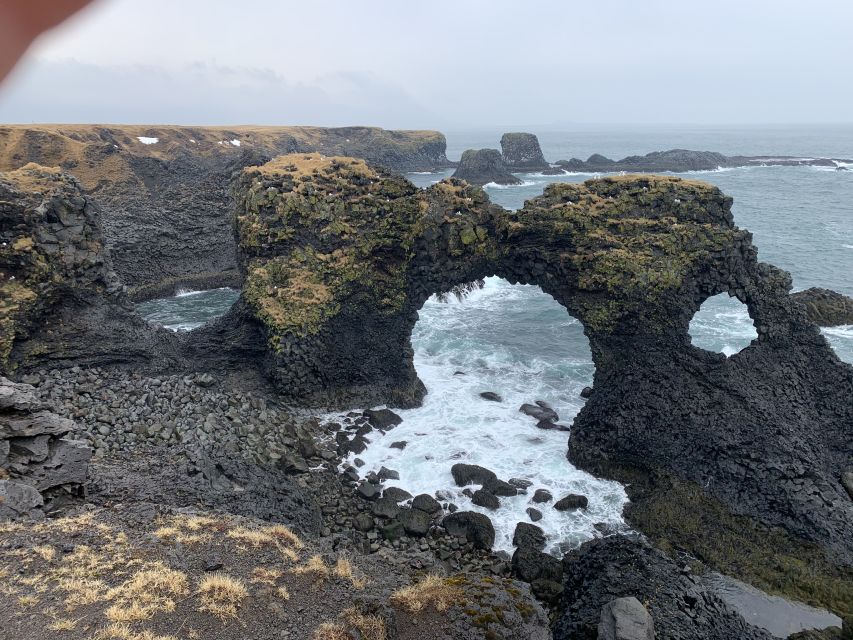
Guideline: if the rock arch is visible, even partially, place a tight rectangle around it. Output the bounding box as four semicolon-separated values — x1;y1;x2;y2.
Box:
230;154;852;563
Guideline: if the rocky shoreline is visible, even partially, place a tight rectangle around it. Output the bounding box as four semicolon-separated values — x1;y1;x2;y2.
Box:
2;142;852;638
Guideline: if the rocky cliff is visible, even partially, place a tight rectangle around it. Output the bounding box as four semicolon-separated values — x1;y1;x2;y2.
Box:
0;164;174;372
452;148;522;185
0;125;451;298
792;287;853;326
500;132;549;170
228;158;852;603
555;148;853;173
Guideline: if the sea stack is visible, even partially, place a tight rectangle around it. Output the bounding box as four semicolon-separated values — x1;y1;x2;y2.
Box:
452;148;522;185
500;132;549;170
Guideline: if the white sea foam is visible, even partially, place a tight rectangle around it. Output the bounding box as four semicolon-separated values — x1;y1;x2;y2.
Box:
136;136;158;145
230;139;241;147
334;278;627;554
842;244;853;250
483;180;537;189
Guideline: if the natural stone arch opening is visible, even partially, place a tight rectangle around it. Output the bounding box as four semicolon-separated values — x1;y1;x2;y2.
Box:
688;292;758;356
135;287;242;332
350;276;624;553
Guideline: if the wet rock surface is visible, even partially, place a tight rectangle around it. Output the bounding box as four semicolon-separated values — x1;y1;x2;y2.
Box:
791;287;853;326
554;535;774;640
452;148;523;185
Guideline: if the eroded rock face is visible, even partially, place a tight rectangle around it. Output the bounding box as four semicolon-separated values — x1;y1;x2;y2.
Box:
452;148;522;186
500;132;549;170
791;287;853;326
232;155;853;567
0;164;175;372
0;125;451;298
555;536;772;640
0;376;90;519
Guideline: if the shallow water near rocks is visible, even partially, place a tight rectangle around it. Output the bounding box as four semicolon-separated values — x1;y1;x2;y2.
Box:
705;573;842;637
135;287;240;331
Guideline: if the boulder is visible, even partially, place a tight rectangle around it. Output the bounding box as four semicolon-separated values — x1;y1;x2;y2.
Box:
500;133;549;170
442;511;495;549
598;597;655;640
362;408;403;430
356;482;380;501
513;522;546;550
580;386;593;399
373;496;402;519
532;489;553;503
377;466;400;481
452;149;522;186
411;493;442;514
842;470;853;501
512;546;563;584
383;487;413;502
472;489;500;510
520;403;559;423
480;392;502;402
526;507;543;522
554;493;588;511
485;478;518;497
353;513;375;532
451;463;498;487
397;508;431;536
0;480;44;519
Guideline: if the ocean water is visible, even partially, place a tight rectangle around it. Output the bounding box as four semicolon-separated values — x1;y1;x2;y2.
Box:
138;126;853;554
135;287;239;331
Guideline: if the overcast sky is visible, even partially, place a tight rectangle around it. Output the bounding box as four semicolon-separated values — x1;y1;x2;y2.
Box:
1;0;851;128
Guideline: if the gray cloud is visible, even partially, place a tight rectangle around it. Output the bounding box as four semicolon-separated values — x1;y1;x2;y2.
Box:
1;0;852;126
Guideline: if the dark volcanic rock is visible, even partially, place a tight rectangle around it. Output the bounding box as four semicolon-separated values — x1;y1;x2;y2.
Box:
500;132;549;170
451;463;498;487
526;507;543;522
0;165;178;372
442;511;495;549
554;493;588;511
472;489;500;510
791;288;853;326
411;493;442;514
451;149;522;186
532;489;553;504
554;536;773;640
520;403;559;422
0;125;452;297
363;408;403;430
396;507;431;536
479;391;502;402
513;522;546;550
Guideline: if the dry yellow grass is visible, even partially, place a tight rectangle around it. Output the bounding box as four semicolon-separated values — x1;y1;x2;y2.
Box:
103;563;189;622
312;609;386;640
94;622;179;640
57;576;109;608
249;566;284;586
47;617;81;631
197;573;248;621
276;585;291;601
33;545;56;562
264;523;304;549
334;557;368;589
312;621;351;640
17;594;39;607
292;555;331;584
391;574;463;614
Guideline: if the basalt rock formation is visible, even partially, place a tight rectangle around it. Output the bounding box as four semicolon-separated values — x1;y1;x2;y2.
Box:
0;376;91;519
452;148;522;185
500;132;549;170
0;125;451;299
229;155;853;582
0;164;175;373
792;287;853;326
555;148;853;173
